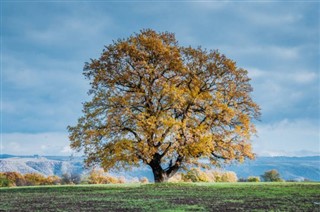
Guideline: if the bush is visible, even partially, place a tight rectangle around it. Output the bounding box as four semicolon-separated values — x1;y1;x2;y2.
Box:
261;170;283;182
204;170;238;182
45;176;61;185
182;168;209;182
118;176;126;184
168;173;183;183
0;172;62;187
221;171;238;182
139;177;149;183
238;178;247;182
24;173;47;186
178;169;238;183
1;172;26;186
88;169;120;184
61;172;81;185
0;173;10;187
247;176;260;182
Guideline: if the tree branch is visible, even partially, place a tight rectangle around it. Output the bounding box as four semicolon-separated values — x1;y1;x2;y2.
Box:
211;152;229;160
160;142;172;158
122;127;142;142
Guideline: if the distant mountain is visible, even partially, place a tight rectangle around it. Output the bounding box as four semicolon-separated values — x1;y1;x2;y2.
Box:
0;155;319;181
0;156;83;177
0;154;16;159
225;156;320;181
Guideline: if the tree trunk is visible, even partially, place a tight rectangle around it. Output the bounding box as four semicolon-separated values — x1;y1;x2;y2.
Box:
149;155;181;183
150;160;168;183
153;169;168;183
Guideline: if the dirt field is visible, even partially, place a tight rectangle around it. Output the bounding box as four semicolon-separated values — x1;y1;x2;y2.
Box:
1;182;319;211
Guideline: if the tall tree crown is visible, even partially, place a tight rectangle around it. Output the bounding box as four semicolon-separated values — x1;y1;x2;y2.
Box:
68;29;260;182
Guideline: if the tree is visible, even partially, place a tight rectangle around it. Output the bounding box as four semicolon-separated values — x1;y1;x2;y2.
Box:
261;170;283;182
68;29;260;182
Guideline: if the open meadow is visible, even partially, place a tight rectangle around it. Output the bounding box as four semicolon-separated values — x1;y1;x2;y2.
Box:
1;183;319;211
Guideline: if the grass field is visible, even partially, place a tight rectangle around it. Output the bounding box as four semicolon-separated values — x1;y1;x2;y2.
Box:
1;183;319;211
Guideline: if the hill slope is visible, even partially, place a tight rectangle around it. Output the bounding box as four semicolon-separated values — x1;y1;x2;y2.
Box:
0;155;319;181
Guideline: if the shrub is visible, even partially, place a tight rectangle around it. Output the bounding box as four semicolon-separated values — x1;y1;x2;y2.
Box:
88;169;120;184
2;172;26;186
45;176;61;185
238;178;247;182
174;169;238;183
61;172;81;185
24;173;47;186
221;171;238;182
204;170;238;182
182;168;209;182
0;173;10;187
261;170;283;182
0;172;62;187
139;177;149;183
168;173;183;183
247;176;260;182
118;176;126;184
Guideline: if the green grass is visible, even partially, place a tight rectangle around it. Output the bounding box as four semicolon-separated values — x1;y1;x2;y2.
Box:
1;183;319;211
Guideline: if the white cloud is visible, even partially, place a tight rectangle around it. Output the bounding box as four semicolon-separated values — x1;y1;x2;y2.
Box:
244;12;302;26
1;132;75;156
224;46;300;60
25;6;113;46
253;119;320;156
60;145;73;154
247;67;318;84
291;72;318;84
245;66;318;116
247;68;267;79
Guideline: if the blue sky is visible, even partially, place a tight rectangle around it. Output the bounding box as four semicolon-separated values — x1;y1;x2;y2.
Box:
1;1;319;156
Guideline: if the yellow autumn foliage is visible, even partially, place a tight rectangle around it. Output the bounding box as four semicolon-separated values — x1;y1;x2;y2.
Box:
68;29;260;182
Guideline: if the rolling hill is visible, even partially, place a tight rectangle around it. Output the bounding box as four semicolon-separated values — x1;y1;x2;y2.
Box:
0;155;319;181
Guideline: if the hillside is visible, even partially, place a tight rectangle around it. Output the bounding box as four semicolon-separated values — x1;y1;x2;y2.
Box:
0;155;319;181
0;156;83;177
226;156;320;181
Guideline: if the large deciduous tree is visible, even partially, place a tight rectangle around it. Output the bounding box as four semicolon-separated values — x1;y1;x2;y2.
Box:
68;29;260;182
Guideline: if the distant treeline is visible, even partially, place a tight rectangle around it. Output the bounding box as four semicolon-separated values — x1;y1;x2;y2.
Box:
0;169;310;187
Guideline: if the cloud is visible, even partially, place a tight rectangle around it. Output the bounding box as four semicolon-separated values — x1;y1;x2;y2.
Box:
1;1;318;157
245;65;318;122
61;145;73;154
248;67;318;84
241;7;303;26
1;132;76;156
222;46;301;62
253;119;320;156
292;72;318;84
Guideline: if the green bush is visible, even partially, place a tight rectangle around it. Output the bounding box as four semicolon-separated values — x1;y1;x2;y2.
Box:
0;173;10;187
261;170;283;182
247;176;260;182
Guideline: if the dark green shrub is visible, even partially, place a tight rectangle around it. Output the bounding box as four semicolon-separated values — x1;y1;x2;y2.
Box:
247;176;260;182
261;170;283;182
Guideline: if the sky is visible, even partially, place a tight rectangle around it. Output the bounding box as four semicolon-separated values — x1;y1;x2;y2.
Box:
1;1;319;157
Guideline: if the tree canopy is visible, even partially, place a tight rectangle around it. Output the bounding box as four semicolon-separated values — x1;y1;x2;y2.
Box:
68;29;260;182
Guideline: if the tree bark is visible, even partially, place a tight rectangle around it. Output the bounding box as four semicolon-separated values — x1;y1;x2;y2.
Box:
149;155;168;183
151;164;168;183
149;154;182;183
